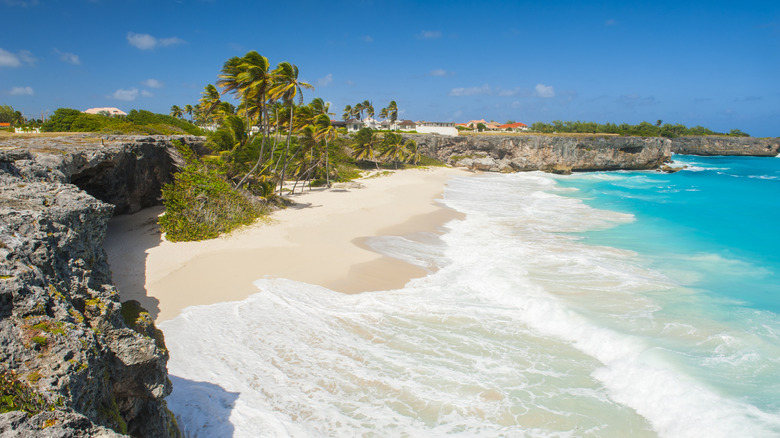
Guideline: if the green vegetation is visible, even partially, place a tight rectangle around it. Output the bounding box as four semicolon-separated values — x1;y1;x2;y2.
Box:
0;370;57;416
529;120;750;138
159;141;265;241
40;108;203;135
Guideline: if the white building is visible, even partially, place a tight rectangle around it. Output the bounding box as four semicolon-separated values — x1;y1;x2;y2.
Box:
416;121;458;137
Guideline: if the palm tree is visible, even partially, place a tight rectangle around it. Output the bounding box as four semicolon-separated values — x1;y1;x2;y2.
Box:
184;104;194;121
170;105;183;119
380;132;406;169
313;114;335;187
365;101;374;120
387;100;398;130
199;84;221;124
353;102;364;120
218;51;274;189
404;139;421;165
268;61;314;196
342;104;352;121
351;127;380;169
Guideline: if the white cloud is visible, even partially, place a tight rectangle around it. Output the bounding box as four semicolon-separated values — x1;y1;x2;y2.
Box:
361;35;374;43
142;78;163;88
418;30;442;39
141;90;154;97
0;48;21;67
111;87;139;101
54;49;80;65
18;50;36;64
316;73;333;87
10;86;34;95
449;84;491;97
535;83;555;98
429;69;449;77
605;18;617;26
498;87;530;97
0;48;36;67
127;32;184;50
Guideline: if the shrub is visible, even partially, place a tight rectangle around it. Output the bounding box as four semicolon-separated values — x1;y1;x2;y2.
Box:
0;370;57;416
159;141;264;241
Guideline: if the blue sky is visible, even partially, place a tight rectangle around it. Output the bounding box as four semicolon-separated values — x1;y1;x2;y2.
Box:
1;0;778;136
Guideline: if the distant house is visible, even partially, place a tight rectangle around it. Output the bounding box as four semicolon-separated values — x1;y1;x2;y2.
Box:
416;121;458;137
84;107;127;117
498;122;528;132
345;118;363;133
330;120;347;129
0;122;10;128
397;120;416;131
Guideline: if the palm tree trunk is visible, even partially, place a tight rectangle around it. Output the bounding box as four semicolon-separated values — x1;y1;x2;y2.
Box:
235;102;267;189
278;104;295;196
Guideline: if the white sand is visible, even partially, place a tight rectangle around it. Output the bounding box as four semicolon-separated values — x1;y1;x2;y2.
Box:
103;167;468;323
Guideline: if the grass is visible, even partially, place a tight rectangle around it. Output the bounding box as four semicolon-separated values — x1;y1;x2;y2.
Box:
0;370;58;416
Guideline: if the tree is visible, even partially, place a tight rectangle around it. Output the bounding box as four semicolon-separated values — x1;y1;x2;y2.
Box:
387;101;398;130
184;104;194;121
217;51;274;189
342;104;352;121
0;105;16;124
199;84;221;124
351;128;380;169
365;100;374;119
405;139;421;165
380;132;406;169
268;61;314;195
170;105;183;118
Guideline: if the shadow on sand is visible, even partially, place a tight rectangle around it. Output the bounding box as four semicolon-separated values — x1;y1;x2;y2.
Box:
168;376;239;437
103;206;165;320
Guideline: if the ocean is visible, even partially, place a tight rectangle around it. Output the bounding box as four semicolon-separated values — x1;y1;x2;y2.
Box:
160;155;780;438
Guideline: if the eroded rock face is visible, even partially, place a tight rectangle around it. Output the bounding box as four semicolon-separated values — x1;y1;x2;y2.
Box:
670;136;780;156
0;136;198;437
407;134;672;172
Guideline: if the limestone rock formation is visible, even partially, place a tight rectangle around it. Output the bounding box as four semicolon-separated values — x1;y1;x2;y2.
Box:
406;134;672;172
670;136;780;156
0;135;203;437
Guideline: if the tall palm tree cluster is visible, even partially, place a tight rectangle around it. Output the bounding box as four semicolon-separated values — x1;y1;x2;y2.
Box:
350;129;420;170
342;100;398;126
174;51;346;196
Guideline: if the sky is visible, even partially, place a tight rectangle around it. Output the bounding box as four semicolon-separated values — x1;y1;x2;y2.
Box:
1;0;778;137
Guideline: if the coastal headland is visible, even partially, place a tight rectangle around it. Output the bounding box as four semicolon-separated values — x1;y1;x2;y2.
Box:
1;133;777;436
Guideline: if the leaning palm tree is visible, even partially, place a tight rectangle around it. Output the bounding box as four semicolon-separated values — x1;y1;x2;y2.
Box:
387;100;398;130
365;101;374;120
404;139;421;165
268;62;314;196
170;105;183;118
199;84;221;124
313;114;335;187
342;104;352;121
380;132;406;169
218;51;274;189
351;127;380;169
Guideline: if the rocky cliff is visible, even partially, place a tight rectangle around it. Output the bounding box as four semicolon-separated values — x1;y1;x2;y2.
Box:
0;135;203;437
670;136;780;156
407;134;671;173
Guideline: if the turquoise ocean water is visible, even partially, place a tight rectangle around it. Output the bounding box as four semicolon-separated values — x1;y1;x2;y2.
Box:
161;155;780;437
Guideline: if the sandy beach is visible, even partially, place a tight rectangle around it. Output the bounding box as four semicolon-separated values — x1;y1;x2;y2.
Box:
103;167;468;323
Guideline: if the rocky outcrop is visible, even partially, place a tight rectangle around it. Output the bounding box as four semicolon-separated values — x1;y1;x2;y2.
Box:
670;136;780;156
407;134;671;172
0;135;203;437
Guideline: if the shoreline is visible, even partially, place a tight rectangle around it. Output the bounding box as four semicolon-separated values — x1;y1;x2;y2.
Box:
103;167;468;323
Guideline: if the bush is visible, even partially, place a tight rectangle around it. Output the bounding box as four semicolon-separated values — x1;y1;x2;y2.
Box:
1;370;58;416
159;141;264;241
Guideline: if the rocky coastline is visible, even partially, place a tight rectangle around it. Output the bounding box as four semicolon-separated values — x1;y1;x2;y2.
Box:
0;132;776;436
407;134;672;173
0;135;203;437
670;136;780;156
